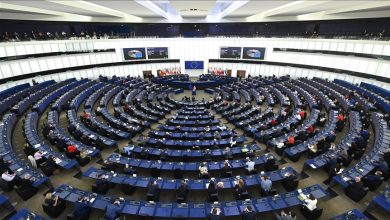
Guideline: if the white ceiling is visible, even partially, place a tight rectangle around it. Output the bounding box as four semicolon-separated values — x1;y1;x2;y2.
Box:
0;0;389;23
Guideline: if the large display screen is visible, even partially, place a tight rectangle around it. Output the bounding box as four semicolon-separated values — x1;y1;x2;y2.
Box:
220;47;242;59
242;47;266;59
123;48;146;60
147;47;169;59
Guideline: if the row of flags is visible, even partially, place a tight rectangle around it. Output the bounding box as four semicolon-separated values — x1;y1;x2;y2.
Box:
208;67;228;75
158;67;182;76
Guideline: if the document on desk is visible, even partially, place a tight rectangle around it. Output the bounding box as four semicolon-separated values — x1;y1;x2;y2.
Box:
297;193;306;202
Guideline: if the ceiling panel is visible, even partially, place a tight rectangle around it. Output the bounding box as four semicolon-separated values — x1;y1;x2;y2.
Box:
269;1;360;17
2;0;111;17
89;0;161;18
225;1;292;18
1;0;389;22
170;1;216;18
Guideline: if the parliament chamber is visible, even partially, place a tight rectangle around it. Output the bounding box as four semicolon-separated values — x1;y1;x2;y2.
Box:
1;1;390;220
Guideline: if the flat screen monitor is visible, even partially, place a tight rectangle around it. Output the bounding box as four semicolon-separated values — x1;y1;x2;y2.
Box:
220;47;241;59
147;47;169;59
123;48;146;60
242;47;266;59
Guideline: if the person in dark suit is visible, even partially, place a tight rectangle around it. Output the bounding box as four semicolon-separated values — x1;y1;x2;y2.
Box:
363;171;383;189
102;160;116;172
56;138;67;152
282;172;298;190
0;157;12;173
221;161;232;178
19;176;34;189
147;179;160;201
73;196;91;220
325;131;336;143
346;176;366;197
45;155;60;174
234;179;248;200
324;162;341;184
242;205;257;220
160;149;168;161
104;199;122;220
177;180;189;202
96;174;108;187
207;180;218;202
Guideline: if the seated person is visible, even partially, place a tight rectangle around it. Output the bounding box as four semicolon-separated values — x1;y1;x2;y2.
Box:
102;160;116;172
96;106;102;115
78;148;90;159
96;174;109;187
346;176;367;201
230;137;237;147
275;209;296;220
306;125;315;137
104;199;122;220
245;158;256;174
207;180;218;200
34;150;46;166
23;144;36;157
19;175;34;190
223;147;233;160
372;158;389;178
56;138;67;152
147;179;160;201
264;155;277;171
209;207;223;220
325;131;336;143
246;149;255;159
0;157;12;173
82;111;90;120
260;175;272;196
363;171;383;190
47;130;58;143
73;196;91;220
301;193;317;212
1;170;21;188
221;161;232;178
177;180;189;202
243;205;257;220
44;192;64;208
215;131;221;140
324;162;342;185
123;164;136;175
44;155;60;174
66;145;80;158
199;162;209;179
234;179;248;200
286;135;295;147
282;172;298;191
308;144;318;158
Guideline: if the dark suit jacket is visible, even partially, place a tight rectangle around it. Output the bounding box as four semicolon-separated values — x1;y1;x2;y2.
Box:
243;211;257;220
